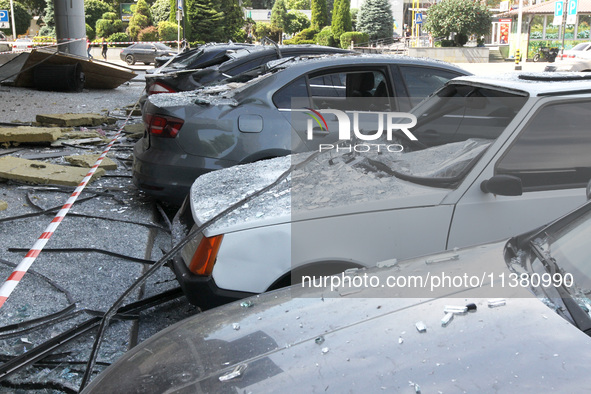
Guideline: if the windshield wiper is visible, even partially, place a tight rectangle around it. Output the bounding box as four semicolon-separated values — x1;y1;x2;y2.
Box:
529;240;591;335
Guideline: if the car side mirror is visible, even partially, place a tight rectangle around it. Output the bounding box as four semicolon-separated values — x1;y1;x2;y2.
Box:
480;175;523;196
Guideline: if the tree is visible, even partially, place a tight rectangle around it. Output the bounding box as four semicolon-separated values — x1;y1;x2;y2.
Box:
220;0;245;40
128;0;153;40
38;0;54;36
85;0;116;31
20;0;44;14
151;0;171;24
158;20;180;41
357;0;392;41
284;10;310;35
311;0;327;30
326;0;334;23
331;0;351;41
0;0;30;37
96;12;123;38
186;0;224;42
287;0;310;9
423;0;491;47
271;0;288;31
251;0;275;7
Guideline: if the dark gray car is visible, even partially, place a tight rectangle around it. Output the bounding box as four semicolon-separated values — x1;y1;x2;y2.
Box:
83;199;591;392
134;54;469;204
120;43;175;65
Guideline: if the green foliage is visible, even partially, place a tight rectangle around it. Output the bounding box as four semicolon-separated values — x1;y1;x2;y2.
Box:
271;0;288;30
357;0;392;41
151;0;171;24
285;11;310;35
39;0;54;37
287;0;311;9
107;32;131;46
0;0;31;37
96;12;123;39
285;27;318;43
331;0;351;41
220;0;245;40
128;0;153;40
138;26;159;41
339;31;368;48
20;0;45;14
32;36;54;42
254;22;282;42
316;25;336;46
158;20;179;41
85;0;115;30
232;29;248;42
350;8;358;31
186;0;224;42
86;23;95;41
311;0;328;30
283;38;315;44
423;0;491;47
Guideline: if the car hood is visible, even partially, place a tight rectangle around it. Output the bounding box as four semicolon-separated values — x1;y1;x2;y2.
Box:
189;138;490;235
84;242;591;393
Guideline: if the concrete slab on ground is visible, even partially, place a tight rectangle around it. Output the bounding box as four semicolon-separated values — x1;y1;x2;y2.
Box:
0;126;63;143
36;113;114;127
65;153;118;170
0;156;105;185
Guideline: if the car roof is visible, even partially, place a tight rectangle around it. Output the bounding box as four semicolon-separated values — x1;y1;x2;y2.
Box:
267;53;469;75
450;73;591;96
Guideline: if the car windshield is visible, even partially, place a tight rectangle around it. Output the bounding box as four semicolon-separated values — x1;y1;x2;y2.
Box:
169;48;205;68
572;43;590;51
354;84;529;187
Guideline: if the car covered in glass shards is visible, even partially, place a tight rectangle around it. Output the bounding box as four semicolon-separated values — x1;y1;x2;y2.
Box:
169;73;591;309
145;44;351;95
134;54;469;204
84;194;591;393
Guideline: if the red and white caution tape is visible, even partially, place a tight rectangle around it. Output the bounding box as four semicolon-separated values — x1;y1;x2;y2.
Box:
0;39;180;55
0;115;134;309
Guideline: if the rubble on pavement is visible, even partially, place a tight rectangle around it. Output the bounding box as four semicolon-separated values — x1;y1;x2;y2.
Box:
0;156;106;186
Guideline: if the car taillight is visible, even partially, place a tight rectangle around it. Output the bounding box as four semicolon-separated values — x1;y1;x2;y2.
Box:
146;114;183;138
147;82;177;95
181;231;223;276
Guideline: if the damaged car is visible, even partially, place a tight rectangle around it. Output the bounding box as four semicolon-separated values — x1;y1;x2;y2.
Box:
170;73;591;309
145;44;351;95
134;54;469;204
84;196;591;392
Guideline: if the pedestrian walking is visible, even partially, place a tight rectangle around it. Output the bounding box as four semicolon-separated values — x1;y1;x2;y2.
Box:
87;39;93;59
101;38;108;60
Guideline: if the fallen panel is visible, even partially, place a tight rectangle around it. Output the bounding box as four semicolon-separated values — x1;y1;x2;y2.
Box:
0;53;30;85
0;126;62;143
65;154;117;170
14;49;136;89
36;113;112;127
0;156;105;186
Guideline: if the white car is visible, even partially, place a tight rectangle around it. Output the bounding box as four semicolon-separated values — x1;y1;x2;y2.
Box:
172;73;591;308
545;51;591;72
557;41;591;60
12;38;33;51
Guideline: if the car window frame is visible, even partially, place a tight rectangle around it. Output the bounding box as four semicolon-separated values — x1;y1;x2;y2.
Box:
494;96;591;192
395;64;466;109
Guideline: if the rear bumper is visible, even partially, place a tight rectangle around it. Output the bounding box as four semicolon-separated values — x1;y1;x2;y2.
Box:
132;140;236;205
170;198;254;309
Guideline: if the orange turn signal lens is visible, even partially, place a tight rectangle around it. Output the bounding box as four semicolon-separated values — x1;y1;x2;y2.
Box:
188;235;223;276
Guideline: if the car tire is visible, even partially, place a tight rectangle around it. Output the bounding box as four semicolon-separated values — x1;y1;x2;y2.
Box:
144;62;151;65
125;55;135;65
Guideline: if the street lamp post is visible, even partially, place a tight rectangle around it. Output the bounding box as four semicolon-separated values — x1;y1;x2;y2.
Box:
9;0;16;40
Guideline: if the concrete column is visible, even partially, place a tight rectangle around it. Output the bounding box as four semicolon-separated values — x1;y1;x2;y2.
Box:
54;0;86;57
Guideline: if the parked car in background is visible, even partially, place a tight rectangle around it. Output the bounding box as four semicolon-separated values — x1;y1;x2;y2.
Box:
12;38;32;51
558;41;591;59
84;196;591;393
120;42;175;65
171;73;591;309
134;54;469;204
545;55;591;72
144;44;351;96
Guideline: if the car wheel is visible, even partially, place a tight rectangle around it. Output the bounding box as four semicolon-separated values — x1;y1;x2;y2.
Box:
144;62;151;65
125;54;135;65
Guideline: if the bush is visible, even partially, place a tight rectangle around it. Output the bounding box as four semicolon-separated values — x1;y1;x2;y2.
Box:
86;24;96;41
423;0;490;47
96;12;123;39
254;22;282;42
339;31;368;48
158;20;179;41
106;32;131;46
283;38;316;45
32;36;55;43
316;26;337;47
285;27;319;44
138;26;159;41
